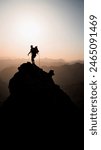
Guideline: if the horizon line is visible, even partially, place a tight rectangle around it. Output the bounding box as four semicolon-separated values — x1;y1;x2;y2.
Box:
0;57;84;62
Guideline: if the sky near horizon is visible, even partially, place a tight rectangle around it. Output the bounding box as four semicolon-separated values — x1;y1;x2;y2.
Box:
0;0;84;61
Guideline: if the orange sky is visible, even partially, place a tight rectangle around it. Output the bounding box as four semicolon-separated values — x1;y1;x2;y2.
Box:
0;0;84;62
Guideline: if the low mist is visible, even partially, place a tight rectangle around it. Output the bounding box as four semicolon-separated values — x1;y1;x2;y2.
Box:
0;58;84;108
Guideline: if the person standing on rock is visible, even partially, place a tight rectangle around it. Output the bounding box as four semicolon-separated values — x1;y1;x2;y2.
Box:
28;45;39;64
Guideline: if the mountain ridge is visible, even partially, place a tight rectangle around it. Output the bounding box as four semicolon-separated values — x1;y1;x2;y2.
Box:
0;61;83;149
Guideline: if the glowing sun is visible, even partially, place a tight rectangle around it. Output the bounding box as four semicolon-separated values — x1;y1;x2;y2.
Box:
15;18;42;42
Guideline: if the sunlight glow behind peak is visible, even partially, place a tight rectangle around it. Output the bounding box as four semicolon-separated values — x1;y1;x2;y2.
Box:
0;0;84;61
15;19;42;42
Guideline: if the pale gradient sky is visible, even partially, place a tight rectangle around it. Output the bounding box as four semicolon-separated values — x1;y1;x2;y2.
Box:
0;0;84;61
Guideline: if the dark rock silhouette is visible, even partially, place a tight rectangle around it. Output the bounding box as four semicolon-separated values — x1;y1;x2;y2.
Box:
0;62;83;149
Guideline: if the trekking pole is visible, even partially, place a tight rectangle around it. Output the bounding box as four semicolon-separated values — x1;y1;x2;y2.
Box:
38;53;40;67
27;54;30;62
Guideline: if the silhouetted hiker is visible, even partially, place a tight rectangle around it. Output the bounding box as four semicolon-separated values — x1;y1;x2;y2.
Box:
28;45;39;64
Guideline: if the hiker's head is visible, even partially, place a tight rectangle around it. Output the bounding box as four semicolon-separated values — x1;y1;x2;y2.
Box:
30;45;33;49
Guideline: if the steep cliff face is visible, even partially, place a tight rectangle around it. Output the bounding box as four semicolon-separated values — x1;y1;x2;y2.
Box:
0;62;83;149
3;62;76;115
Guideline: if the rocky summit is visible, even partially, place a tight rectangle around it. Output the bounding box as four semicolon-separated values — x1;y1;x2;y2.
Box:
0;62;83;149
3;62;76;115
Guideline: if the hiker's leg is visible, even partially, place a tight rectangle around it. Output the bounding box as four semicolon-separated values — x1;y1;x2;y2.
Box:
32;55;34;64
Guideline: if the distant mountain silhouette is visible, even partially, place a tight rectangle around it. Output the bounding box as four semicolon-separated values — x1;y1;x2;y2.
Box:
43;62;84;107
0;78;9;105
0;66;17;83
0;58;65;71
0;62;83;149
0;62;84;108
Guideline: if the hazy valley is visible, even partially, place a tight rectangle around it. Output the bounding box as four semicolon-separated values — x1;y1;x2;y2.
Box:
0;58;84;108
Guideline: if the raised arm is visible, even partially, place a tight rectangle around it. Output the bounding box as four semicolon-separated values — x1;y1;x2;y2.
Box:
28;50;31;56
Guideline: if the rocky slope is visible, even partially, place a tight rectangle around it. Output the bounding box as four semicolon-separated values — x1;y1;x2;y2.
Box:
0;62;83;149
